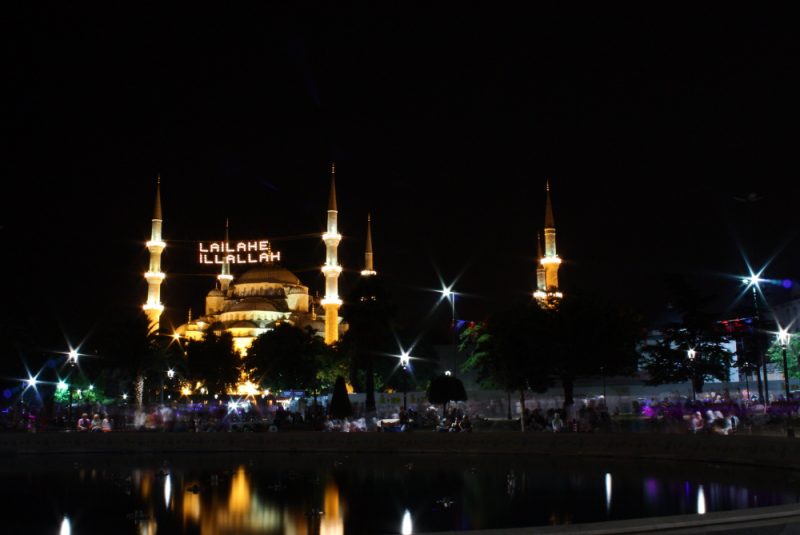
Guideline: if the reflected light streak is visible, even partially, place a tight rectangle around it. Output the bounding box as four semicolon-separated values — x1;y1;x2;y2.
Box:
321;480;344;535
164;474;171;509
605;473;612;512
401;509;413;535
697;485;706;515
59;516;71;535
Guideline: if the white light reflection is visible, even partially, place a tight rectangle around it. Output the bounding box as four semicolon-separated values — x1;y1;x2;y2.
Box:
697;484;706;515
605;473;612;512
401;509;413;535
164;475;171;508
59;516;71;535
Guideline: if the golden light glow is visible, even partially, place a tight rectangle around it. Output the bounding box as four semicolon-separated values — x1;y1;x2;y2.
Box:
146;240;166;249
236;380;261;397
322;232;342;242
360;269;377;276
321;297;343;306
320;480;344;535
540;256;562;265
180;385;192;396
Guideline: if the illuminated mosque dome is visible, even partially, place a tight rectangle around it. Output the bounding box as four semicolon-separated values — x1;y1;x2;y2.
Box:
177;260;323;355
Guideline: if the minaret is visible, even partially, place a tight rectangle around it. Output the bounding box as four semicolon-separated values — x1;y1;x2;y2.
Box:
143;175;166;332
321;163;342;344
534;232;547;299
218;218;233;293
534;180;563;304
361;213;376;276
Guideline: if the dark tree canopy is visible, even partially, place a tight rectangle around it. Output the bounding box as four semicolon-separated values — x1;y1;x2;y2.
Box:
246;323;331;395
427;373;467;415
185;331;241;395
328;375;353;419
641;275;734;394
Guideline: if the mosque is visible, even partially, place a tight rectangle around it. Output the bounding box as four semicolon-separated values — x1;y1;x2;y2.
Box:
141;168;558;357
141;164;376;355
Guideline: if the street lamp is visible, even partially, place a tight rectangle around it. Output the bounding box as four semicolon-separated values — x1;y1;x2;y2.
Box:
779;327;792;400
68;349;79;366
440;285;457;374
777;327;794;437
399;351;411;411
687;348;697;403
743;273;769;404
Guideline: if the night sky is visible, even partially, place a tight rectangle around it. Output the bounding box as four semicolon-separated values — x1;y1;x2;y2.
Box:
4;7;800;363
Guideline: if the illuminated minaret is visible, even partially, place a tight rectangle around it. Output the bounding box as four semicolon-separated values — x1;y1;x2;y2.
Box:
143;176;166;332
218;217;233;293
534;180;563;304
535;232;546;296
361;213;376;276
321;163;342;344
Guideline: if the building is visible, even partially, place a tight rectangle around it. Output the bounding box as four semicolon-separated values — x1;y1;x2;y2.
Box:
145;167;348;355
533;180;563;306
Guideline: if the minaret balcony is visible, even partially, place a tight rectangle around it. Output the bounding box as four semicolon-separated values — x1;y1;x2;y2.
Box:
533;290;546;300
321;296;342;306
540;256;562;265
218;274;234;282
143;303;164;312
321;264;342;275
145;271;166;281
360;269;377;276
146;240;166;250
322;232;342;243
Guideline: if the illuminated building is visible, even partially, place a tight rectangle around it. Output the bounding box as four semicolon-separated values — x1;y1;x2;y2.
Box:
143;176;166;332
360;213;376;277
321;163;343;344
533;180;563;305
148;166;347;355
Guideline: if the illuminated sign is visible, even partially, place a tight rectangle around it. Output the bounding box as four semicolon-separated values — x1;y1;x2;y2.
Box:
198;241;281;264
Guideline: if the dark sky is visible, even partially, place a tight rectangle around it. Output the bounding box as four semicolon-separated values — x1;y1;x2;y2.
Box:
3;7;800;359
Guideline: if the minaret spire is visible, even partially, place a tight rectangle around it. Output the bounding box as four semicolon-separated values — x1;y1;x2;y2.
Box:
143;175;166;332
218;217;233;292
361;213;376;276
321;163;342;344
534;180;562;305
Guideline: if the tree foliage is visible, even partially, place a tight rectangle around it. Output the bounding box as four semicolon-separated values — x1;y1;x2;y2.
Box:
768;335;800;381
462;294;641;407
641;275;734;393
185;330;241;395
328;375;353;419
427;373;467;414
247;324;333;395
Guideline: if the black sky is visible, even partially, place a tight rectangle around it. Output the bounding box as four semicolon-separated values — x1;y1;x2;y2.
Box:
3;7;800;359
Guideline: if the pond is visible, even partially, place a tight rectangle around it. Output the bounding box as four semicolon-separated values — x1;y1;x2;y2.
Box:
3;452;798;534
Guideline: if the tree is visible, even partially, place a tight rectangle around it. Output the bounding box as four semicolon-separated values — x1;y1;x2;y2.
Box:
427;373;467;416
340;274;396;414
768;335;800;382
185;330;241;396
641;275;734;395
94;310;176;407
328;375;353;419
247;324;332;396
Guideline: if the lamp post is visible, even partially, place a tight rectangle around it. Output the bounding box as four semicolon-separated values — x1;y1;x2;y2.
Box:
778;327;794;437
779;328;791;400
600;365;606;404
400;351;410;411
687;348;697;403
440;285;457;374
743;273;769;404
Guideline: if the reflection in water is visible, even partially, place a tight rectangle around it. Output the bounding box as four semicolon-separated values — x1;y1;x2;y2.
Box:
697;485;706;515
164;475;171;509
401;509;413;535
59;516;71;535
61;456;793;534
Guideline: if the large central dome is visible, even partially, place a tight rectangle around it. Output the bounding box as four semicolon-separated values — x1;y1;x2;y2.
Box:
235;263;302;286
